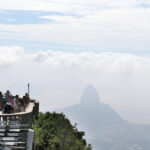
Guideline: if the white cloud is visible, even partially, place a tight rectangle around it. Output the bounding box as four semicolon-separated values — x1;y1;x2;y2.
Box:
40;15;80;23
0;0;149;13
0;1;150;51
0;46;24;65
0;0;65;12
0;46;150;124
0;8;150;51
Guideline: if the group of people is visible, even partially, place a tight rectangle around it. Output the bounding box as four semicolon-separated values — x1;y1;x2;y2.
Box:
0;90;30;114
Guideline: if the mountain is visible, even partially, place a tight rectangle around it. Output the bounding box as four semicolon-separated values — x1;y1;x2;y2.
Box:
59;85;124;128
56;85;150;150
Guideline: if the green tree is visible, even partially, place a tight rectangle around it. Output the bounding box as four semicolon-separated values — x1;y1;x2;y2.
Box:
33;112;92;150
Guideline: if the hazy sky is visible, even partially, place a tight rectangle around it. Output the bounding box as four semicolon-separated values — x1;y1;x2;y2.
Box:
0;0;150;124
0;0;150;53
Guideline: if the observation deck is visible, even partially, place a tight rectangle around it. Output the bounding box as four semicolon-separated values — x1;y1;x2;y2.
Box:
0;100;39;150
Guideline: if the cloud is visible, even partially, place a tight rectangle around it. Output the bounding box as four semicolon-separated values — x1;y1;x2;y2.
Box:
40;15;81;23
0;46;150;124
0;0;150;13
0;46;24;65
0;1;150;52
0;8;150;52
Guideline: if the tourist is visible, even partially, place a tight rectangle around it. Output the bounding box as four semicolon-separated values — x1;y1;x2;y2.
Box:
5;96;13;113
23;94;29;107
14;95;20;113
0;92;4;111
10;95;14;110
20;101;25;112
25;93;30;100
1;91;30;114
4;90;12;105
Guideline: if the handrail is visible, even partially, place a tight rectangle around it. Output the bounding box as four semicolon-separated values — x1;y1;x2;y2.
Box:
0;102;36;126
0;102;35;117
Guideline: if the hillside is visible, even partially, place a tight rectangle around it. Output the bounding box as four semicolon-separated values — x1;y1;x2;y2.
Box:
33;112;92;150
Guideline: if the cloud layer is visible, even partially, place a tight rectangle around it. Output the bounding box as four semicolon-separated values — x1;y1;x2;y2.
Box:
0;46;150;124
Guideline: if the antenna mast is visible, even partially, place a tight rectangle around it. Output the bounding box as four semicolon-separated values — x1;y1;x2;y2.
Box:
28;83;30;97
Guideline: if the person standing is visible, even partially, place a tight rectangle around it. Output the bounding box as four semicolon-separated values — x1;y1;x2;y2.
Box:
4;90;10;104
14;95;19;113
0;92;4;111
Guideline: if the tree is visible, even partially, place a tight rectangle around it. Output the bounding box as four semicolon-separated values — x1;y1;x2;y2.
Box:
33;112;92;150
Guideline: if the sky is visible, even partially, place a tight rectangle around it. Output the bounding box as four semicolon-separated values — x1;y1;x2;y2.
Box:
0;0;150;124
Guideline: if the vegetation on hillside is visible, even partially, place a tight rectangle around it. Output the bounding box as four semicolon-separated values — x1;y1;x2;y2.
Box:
33;112;92;150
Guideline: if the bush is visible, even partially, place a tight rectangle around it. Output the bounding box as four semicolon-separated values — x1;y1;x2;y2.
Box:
33;112;92;150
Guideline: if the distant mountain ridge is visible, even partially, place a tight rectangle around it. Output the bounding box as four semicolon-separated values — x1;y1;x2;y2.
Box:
56;85;150;150
59;85;124;128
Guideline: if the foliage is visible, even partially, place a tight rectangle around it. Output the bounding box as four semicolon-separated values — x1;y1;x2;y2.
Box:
33;112;92;150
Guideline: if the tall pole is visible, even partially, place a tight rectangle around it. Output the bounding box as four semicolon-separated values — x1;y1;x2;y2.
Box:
28;83;30;97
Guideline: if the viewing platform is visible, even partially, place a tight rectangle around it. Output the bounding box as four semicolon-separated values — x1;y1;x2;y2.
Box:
0;99;39;150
